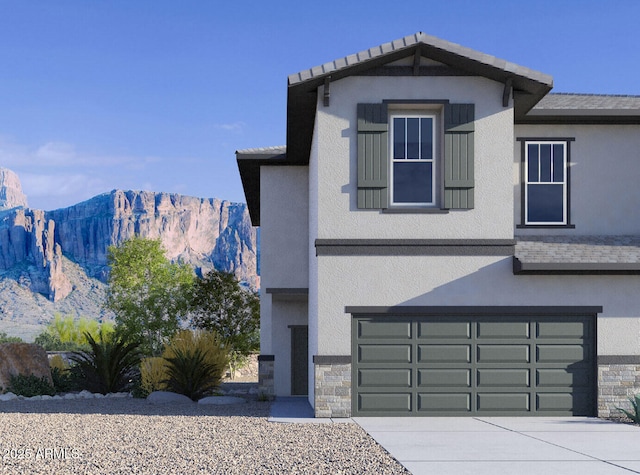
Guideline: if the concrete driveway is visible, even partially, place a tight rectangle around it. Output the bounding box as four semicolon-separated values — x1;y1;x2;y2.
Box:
353;417;640;475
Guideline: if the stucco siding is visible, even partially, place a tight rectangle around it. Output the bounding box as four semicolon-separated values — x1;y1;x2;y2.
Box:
316;254;640;357
314;75;515;240
514;124;640;235
308;117;320;403
260;166;309;288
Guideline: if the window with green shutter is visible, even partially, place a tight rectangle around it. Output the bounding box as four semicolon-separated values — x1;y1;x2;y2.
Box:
357;102;475;210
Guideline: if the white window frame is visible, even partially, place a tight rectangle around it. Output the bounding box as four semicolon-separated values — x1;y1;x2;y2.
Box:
389;113;437;207
524;141;568;225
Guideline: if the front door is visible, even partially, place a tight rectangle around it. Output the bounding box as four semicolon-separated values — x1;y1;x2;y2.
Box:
290;325;308;395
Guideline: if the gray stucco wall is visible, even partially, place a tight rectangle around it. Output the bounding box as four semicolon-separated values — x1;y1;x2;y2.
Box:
259;166;309;357
316;254;640;357
313;75;515;241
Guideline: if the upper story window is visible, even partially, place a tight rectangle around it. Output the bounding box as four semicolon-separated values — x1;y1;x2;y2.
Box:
390;115;436;206
522;140;571;226
357;102;475;211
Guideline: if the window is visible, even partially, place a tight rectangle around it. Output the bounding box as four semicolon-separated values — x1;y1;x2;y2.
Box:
524;141;568;225
390;115;436;206
357;102;474;210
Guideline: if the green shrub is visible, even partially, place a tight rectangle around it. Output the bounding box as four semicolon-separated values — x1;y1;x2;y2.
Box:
34;332;83;352
162;330;228;401
618;394;640;423
50;367;80;394
0;332;23;344
8;374;55;397
140;357;168;396
70;330;141;395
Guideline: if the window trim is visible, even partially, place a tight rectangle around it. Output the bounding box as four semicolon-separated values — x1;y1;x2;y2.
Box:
389;112;438;207
517;137;575;228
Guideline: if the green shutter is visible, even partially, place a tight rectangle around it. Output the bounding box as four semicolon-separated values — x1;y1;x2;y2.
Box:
357;103;389;209
444;103;475;209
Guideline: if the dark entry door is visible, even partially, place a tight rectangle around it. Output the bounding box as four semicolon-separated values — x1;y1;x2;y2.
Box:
290;325;308;395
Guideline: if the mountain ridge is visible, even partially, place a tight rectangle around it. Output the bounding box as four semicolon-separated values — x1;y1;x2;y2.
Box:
0;174;259;341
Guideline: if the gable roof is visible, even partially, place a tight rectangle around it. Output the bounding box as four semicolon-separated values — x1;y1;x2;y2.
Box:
289;32;552;89
286;32;554;165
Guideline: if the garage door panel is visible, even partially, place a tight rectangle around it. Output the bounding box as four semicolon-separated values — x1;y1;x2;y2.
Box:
477;393;530;411
418;321;471;339
536;368;592;388
418;393;471;412
537;345;585;363
536;391;593;415
477;345;530;363
359;345;411;363
358;320;411;339
358;393;412;413
536;392;575;412
358;369;412;388
537;321;589;339
418;369;471;387
418;345;471;363
477;321;530;339
477;369;530;387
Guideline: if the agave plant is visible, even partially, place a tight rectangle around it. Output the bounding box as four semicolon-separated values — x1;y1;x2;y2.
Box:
617;394;640;423
161;330;228;401
70;330;141;395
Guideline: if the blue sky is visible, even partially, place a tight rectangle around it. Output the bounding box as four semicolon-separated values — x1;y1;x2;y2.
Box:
1;0;639;210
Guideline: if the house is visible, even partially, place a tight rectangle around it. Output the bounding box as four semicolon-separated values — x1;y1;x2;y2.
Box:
236;32;640;418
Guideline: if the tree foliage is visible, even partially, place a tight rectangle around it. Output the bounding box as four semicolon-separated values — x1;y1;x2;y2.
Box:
34;314;114;351
104;236;194;355
189;270;259;371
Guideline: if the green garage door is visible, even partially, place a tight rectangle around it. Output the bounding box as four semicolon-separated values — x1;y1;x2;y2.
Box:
352;312;596;416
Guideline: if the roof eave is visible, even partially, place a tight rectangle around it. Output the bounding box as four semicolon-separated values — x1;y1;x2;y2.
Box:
236;149;288;226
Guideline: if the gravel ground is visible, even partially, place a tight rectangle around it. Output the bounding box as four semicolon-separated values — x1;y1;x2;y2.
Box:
0;396;409;474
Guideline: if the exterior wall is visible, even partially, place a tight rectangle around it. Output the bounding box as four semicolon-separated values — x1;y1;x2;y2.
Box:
316;253;640;416
315;75;515;241
310;74;518;415
316;254;640;357
308;115;320;404
259;166;310;397
259;166;309;290
299;70;640;417
514;124;640;235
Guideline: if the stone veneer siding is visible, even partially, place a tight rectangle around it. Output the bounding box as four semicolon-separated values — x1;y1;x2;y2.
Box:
257;355;275;400
313;356;351;418
598;358;640;419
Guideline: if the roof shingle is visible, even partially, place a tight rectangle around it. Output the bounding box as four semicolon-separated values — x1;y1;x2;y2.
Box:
515;235;640;264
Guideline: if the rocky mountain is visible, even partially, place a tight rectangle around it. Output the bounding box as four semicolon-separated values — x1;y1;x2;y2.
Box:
0;169;259;341
0;168;28;209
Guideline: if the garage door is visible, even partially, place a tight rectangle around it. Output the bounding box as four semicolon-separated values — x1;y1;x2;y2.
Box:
352;311;596;416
